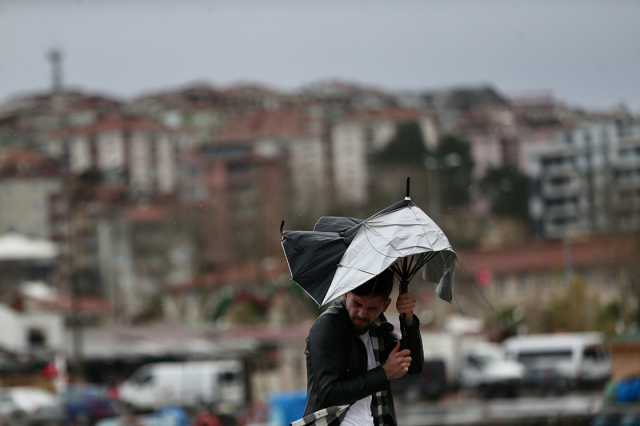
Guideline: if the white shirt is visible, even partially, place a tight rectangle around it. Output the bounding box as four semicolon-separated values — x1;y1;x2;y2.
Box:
340;331;376;426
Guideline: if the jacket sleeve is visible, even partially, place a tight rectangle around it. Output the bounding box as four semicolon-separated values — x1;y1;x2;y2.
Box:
307;314;389;407
388;314;424;375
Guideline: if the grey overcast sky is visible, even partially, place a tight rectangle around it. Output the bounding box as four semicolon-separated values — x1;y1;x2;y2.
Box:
1;0;639;111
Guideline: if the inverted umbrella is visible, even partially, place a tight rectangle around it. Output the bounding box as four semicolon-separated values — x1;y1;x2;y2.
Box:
280;178;456;309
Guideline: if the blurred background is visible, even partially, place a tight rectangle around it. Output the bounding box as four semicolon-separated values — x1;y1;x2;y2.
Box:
1;1;640;425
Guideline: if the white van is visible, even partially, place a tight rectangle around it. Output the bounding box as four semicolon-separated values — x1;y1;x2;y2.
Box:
118;360;245;412
459;342;526;397
503;332;611;387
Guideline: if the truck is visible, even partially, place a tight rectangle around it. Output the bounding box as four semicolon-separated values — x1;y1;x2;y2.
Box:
400;331;525;400
118;360;245;412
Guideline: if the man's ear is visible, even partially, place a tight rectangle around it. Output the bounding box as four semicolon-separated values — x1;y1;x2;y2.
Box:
343;293;349;301
381;298;392;313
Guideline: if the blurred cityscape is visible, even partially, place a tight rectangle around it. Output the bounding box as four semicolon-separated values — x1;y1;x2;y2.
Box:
1;49;640;425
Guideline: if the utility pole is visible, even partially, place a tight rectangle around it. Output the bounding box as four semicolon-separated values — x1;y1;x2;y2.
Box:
563;234;573;284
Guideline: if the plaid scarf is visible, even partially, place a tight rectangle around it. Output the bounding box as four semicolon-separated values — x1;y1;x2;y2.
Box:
291;318;390;426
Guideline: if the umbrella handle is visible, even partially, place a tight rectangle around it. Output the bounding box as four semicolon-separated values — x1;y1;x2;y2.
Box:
399;279;409;350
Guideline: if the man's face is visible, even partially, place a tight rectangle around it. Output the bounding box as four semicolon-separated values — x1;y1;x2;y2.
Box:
343;292;391;334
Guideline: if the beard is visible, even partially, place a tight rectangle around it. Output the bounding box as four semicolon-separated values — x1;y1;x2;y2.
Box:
351;316;374;334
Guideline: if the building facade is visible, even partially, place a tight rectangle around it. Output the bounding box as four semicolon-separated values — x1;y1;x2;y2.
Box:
528;116;640;237
330;108;438;204
42;117;194;198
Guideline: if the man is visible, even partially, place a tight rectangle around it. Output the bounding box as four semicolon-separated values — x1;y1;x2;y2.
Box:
300;268;424;426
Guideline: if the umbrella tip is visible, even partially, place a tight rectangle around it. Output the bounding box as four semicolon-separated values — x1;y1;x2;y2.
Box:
280;220;285;233
405;176;411;200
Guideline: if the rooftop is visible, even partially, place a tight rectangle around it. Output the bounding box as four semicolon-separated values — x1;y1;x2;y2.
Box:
213;108;321;141
456;234;638;276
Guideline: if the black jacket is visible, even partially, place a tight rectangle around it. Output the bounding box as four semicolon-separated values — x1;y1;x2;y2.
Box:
303;300;424;426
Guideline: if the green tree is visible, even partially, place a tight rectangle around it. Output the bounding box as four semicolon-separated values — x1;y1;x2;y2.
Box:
480;166;530;221
540;278;599;332
378;121;428;166
433;135;474;210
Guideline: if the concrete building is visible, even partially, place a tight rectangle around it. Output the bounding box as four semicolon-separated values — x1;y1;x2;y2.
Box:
180;141;288;273
330;107;438;204
454;234;639;331
0;303;64;354
0;90;123;149
0;149;62;238
528;115;640;237
127;82;285;138
42;117;193;197
212;108;328;224
0;233;58;297
95;204;196;320
419;86;517;178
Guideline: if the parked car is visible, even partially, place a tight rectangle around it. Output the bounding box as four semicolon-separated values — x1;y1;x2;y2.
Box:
0;387;64;426
61;384;119;424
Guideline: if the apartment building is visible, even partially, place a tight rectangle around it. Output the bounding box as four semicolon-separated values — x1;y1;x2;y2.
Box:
330;107;438;204
42;116;194;197
0;90;123;149
181;141;288;269
0;149;62;238
211;108;328;223
528;115;640;237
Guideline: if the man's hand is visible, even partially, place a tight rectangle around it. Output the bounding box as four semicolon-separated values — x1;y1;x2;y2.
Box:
382;341;412;379
396;292;416;325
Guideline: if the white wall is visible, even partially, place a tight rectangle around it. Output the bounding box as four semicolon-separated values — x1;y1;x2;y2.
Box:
0;304;64;353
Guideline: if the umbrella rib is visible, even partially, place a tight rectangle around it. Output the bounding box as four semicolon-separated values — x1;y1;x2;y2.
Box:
408;251;436;277
361;223;407;259
457;257;494;312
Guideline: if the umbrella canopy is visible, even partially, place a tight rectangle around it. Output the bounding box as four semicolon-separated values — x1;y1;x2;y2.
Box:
280;197;456;306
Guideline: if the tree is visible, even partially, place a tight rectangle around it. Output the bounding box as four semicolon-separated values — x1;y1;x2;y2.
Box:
540;277;600;332
480;166;530;221
433;135;474;210
378;121;428;166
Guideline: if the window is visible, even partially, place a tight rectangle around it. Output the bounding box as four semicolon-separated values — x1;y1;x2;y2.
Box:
130;368;154;385
518;275;528;293
220;371;239;384
536;274;547;288
28;328;46;347
495;277;506;296
517;350;572;367
564;132;573;143
584;270;596;287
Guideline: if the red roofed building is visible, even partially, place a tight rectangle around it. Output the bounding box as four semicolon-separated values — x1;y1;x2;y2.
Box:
450;234;639;329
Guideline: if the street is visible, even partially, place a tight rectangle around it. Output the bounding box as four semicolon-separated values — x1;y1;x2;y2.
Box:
395;393;604;426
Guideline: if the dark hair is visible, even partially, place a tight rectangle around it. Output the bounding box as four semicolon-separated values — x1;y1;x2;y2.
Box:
351;269;395;300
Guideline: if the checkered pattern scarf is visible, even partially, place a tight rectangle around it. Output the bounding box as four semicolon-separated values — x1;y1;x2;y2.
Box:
291;318;390;426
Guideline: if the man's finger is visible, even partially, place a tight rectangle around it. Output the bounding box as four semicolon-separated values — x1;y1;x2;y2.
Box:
390;341;401;354
397;349;411;357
